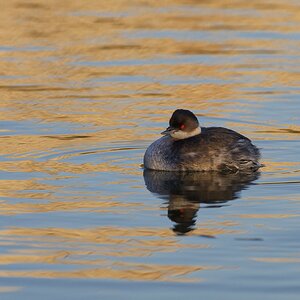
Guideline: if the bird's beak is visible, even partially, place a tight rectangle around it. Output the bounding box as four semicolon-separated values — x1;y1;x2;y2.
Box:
161;126;175;135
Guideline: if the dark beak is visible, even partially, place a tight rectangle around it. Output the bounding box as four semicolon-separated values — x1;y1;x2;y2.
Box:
161;126;175;135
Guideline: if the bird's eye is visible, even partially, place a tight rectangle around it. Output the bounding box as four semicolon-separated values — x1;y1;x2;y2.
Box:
180;124;185;129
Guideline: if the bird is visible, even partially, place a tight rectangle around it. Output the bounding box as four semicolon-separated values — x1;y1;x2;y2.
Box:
143;109;262;172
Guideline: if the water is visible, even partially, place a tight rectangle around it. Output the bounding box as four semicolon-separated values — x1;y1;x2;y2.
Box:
0;0;300;299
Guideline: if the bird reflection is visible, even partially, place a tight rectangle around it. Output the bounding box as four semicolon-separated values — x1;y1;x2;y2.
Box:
143;170;259;235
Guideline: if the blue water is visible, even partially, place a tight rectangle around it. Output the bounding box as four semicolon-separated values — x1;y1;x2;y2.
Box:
0;0;300;299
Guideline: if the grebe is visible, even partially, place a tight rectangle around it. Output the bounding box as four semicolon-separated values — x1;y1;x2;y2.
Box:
144;109;261;172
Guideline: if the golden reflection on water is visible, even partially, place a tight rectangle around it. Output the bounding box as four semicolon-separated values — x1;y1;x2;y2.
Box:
236;214;300;219
0;0;299;135
253;257;300;263
0;200;140;214
0;158;134;174
0;266;211;283
0;0;300;289
0;286;22;293
0;226;227;282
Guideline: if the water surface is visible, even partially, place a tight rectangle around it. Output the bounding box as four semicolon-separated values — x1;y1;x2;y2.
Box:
0;0;300;299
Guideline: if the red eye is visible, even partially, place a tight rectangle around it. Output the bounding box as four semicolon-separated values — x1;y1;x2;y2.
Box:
180;124;185;130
